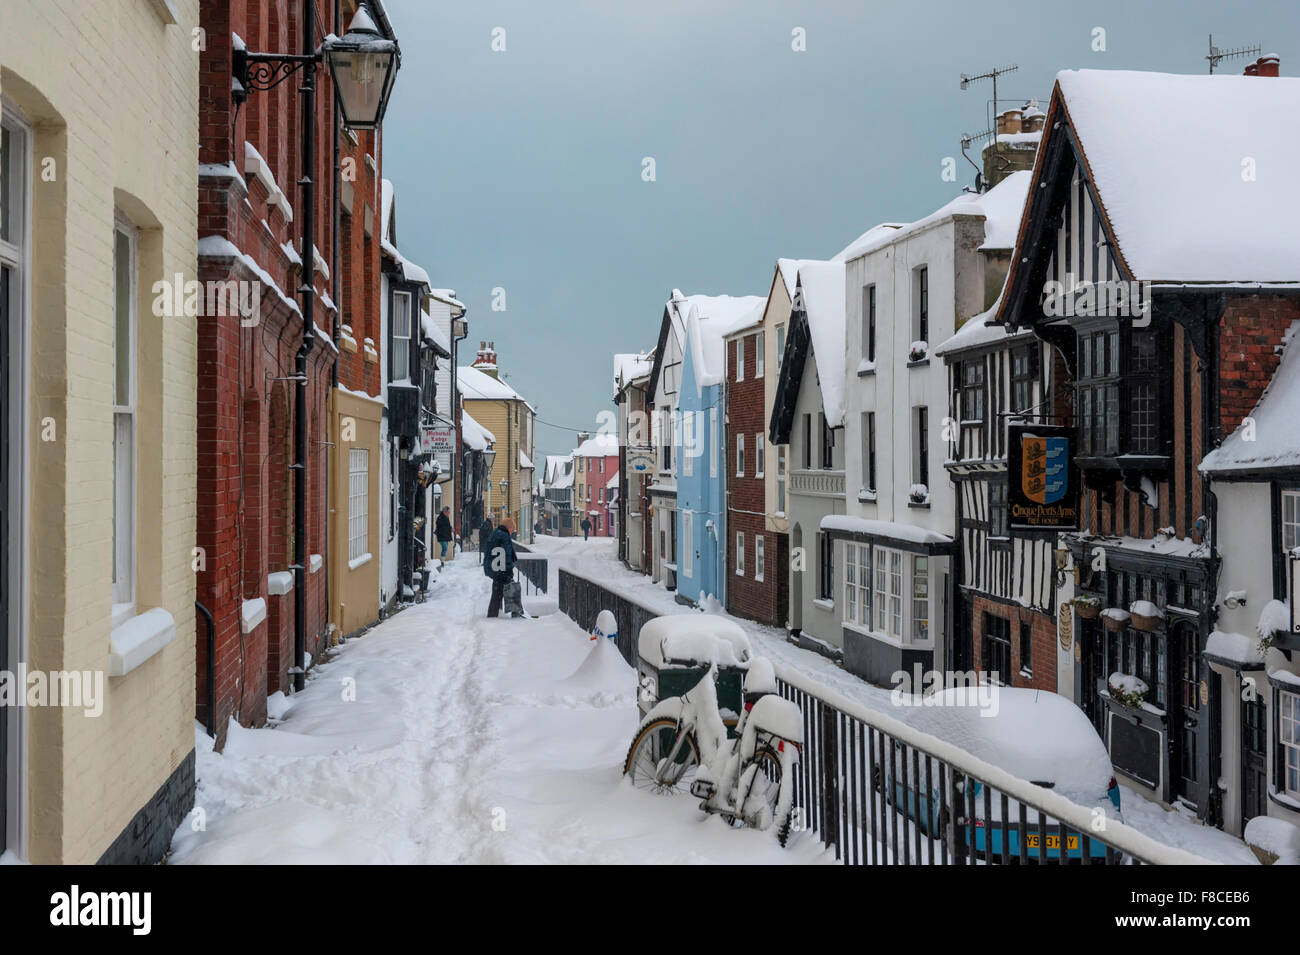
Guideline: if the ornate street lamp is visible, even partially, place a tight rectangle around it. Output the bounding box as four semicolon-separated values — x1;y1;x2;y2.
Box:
323;7;401;129
233;7;400;130
229;2;400;692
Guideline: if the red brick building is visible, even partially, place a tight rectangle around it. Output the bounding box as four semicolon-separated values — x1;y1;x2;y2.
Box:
725;325;789;627
196;0;389;744
573;434;619;536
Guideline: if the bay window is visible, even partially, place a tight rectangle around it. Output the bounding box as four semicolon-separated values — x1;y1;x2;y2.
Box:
1281;691;1300;798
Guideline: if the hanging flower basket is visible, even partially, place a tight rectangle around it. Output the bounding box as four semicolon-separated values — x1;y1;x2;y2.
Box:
1129;600;1164;632
1072;594;1102;619
1108;673;1148;710
1102;608;1130;633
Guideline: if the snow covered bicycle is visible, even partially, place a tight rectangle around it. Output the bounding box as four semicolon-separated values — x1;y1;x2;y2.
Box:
623;617;804;846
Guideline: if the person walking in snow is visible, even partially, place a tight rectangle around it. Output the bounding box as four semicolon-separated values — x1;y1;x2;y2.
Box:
435;507;454;565
478;514;494;564
581;516;591;541
484;518;517;618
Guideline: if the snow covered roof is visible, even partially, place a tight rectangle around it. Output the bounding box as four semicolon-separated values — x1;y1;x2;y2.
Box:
458;365;535;410
795;261;847;428
1053;69;1300;284
461;409;494;451
674;291;765;393
614;351;654;389
839;172;1032;268
544;454;572;484
420;306;451;355
933;279;1035;357
429;288;465;312
574;432;620;459
519;450;534;470
1205;630;1266;668
820;514;954;546
1201;322;1300;474
830;223;907;265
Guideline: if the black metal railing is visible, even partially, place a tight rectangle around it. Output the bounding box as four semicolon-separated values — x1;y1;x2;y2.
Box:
558;568;1206;866
513;553;549;595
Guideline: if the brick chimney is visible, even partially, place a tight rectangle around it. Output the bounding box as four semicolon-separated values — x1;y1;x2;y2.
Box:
982;100;1043;190
472;340;499;378
1248;54;1279;77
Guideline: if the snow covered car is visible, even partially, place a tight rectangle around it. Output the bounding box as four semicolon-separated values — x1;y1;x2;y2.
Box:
886;687;1122;862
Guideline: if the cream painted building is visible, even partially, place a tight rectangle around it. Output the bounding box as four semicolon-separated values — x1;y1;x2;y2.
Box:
0;0;199;862
459;344;536;543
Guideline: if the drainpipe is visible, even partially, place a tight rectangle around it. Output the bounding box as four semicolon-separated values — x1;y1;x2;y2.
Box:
324;0;340;648
292;0;317;694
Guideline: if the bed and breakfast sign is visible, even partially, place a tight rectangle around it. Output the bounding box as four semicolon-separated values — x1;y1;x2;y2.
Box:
1008;425;1080;531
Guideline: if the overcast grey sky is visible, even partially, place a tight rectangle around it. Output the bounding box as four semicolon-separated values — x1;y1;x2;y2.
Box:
380;0;1298;466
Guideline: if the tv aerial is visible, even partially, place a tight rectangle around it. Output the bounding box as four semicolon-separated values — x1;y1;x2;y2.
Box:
1205;34;1260;74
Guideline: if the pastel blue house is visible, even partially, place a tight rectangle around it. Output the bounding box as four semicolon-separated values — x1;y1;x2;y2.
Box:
672;292;764;609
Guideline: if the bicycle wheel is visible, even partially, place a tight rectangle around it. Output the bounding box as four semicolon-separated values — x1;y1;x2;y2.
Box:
624;718;700;795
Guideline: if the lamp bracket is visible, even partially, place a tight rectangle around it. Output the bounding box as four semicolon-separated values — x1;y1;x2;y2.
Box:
233;50;320;103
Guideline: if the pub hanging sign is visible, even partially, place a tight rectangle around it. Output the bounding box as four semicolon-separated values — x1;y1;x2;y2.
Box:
1007;424;1081;532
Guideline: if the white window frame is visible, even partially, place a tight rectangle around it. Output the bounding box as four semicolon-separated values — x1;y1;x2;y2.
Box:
112;216;138;612
348;448;369;561
736;433;745;477
874;546;904;639
1282;488;1300;554
1282;690;1300;799
736;531;744;576
912;554;930;643
776;446;786;515
844;543;858;625
682;511;693;578
736;336;744;382
776;323;786;374
391;290;411;381
709;408;717;478
755;534;765;582
755;433;764;478
755;331;764;378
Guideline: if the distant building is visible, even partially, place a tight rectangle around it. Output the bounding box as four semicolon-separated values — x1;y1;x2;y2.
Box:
459;343;537;542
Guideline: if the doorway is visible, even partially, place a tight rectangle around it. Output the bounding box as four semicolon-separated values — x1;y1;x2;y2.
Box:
1241;693;1269;832
1171;620;1205;808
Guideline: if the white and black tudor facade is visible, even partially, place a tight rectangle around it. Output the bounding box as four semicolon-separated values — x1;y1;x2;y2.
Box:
994;67;1300;830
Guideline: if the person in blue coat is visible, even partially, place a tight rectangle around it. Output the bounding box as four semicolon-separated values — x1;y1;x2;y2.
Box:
483;518;517;617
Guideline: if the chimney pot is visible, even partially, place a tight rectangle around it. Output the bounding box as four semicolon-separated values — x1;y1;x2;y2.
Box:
1244;62;1259;76
1256;54;1280;77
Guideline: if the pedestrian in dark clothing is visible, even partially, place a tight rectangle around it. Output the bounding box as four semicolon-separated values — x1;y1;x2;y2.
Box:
581;517;591;541
478;515;494;564
435;507;454;564
484;519;517;617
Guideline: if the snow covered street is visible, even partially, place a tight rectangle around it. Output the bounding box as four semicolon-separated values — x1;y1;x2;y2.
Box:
169;554;835;864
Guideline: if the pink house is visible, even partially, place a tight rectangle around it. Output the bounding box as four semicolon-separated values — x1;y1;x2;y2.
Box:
574;433;619;536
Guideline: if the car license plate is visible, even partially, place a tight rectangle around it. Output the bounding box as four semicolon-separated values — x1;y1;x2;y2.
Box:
1025;833;1078;850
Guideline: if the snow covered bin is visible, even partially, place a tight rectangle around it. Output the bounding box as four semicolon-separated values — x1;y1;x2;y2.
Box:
636;616;752;735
